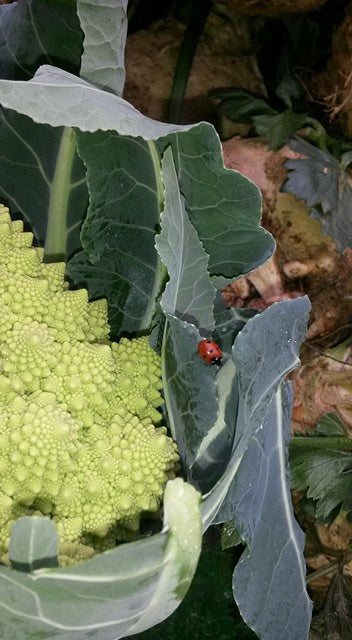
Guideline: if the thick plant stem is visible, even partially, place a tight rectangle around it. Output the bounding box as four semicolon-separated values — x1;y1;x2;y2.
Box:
290;436;352;450
45;127;76;259
167;0;212;124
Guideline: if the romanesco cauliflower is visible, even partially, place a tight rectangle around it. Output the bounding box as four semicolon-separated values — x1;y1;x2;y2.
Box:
0;205;179;566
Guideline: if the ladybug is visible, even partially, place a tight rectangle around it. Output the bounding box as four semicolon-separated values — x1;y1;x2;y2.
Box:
197;339;222;365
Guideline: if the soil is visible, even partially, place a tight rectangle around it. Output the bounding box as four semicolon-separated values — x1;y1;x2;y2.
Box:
124;9;265;125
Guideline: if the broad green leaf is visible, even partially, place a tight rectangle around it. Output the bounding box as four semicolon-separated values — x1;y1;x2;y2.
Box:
0;0;83;80
0;479;202;640
156;147;216;334
198;299;312;640
9;517;59;572
252;110;307;150
0;108;87;259
162;315;219;482
77;0;128;95
0;65;192;138
201;296;310;525
230;385;312;640
67;131;162;335
0;66;274;288
158;125;275;278
283;137;352;252
290;447;352;519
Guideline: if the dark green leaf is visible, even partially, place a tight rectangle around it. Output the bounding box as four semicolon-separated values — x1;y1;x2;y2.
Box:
283;137;352;252
0;0;83;80
0;108;87;259
209;88;275;122
0;0;85;260
162;315;219;484
158;124;275;278
149;305;166;354
221;520;243;550
0;67;274;281
290;447;352;520
9;517;59;572
275;74;305;110
252;110;307;150
156;147;216;334
67;131;162;336
316;413;347;437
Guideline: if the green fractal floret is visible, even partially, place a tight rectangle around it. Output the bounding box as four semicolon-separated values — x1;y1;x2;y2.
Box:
111;336;164;423
0;205;178;565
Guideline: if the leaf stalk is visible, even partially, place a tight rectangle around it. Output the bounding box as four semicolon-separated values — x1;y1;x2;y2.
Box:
45;127;76;259
290;437;352;451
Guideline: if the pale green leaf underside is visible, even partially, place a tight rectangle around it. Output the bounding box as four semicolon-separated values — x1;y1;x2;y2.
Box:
231;386;312;640
0;65;193;139
0;479;201;640
9;517;59;573
191;357;238;490
198;298;311;640
77;0;128;96
156;147;216;334
201;297;311;529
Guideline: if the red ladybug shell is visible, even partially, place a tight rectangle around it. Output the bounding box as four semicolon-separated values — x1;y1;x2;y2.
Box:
198;339;222;365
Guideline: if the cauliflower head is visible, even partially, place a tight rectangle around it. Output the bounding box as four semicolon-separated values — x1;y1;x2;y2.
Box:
0;205;179;565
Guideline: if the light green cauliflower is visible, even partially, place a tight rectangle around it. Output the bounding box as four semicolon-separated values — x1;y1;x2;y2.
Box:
0;205;179;566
